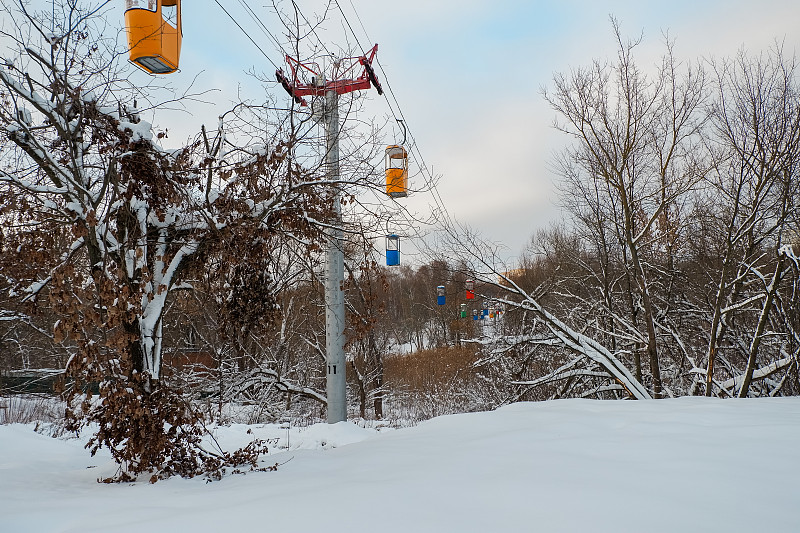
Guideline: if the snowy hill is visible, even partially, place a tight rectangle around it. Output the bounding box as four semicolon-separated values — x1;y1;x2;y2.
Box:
2;397;799;532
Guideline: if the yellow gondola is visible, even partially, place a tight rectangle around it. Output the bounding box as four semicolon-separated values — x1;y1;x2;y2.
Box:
124;0;182;74
385;145;408;198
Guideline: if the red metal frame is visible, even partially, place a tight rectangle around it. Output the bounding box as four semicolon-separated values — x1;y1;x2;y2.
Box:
276;44;383;106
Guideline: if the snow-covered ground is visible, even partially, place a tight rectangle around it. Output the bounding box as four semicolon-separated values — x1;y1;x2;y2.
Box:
2;397;799;532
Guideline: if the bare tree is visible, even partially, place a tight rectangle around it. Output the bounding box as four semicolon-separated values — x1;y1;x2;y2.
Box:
435;222;651;400
0;0;380;478
701;46;800;396
542;20;706;397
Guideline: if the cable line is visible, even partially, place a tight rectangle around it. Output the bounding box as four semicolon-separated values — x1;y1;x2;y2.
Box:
291;0;335;59
334;0;366;55
334;0;452;226
324;0;451;262
236;0;286;59
212;0;280;71
262;0;451;262
324;6;452;270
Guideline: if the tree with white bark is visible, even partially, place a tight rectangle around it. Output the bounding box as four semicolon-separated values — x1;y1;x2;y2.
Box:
0;0;381;478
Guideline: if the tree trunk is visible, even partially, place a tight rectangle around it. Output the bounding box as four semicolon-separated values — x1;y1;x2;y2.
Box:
368;331;384;420
738;255;785;397
623;202;663;398
639;278;663;398
350;359;367;419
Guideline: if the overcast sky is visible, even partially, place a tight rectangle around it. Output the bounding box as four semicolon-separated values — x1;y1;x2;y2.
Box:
120;0;800;265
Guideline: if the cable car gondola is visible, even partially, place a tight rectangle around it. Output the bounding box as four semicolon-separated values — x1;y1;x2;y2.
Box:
385;119;408;198
385;145;408;198
125;0;182;74
465;279;475;300
437;285;446;306
386;234;400;266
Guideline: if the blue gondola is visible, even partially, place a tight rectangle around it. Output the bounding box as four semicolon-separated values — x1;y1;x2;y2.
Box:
386;234;400;266
437;285;446;306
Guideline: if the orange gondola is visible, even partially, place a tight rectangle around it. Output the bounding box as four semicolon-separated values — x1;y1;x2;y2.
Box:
124;0;182;74
385;145;408;198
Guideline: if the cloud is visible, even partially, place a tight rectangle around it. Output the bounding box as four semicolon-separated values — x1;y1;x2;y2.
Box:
105;0;800;263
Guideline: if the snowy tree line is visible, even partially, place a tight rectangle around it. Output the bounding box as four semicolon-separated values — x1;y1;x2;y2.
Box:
463;23;800;401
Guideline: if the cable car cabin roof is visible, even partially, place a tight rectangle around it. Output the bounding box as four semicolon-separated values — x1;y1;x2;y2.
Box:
386;145;407;158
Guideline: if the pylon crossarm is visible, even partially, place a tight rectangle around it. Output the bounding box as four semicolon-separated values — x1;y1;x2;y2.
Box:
276;44;382;101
